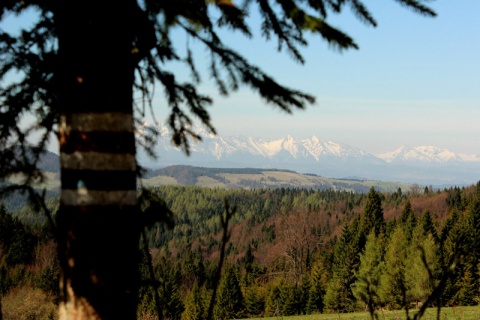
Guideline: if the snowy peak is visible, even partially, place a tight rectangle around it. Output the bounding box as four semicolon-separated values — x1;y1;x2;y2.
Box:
138;123;480;166
137;123;375;162
377;146;462;163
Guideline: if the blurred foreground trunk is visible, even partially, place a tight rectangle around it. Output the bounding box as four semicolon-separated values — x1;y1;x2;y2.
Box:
55;1;139;318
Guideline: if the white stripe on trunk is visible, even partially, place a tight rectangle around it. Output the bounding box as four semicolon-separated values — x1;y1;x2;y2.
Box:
61;152;136;171
59;113;134;132
61;189;137;206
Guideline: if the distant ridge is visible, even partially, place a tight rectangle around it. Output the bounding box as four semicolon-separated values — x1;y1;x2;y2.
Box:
141;165;415;193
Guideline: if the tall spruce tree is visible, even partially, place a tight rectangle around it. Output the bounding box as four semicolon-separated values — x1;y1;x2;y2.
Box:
325;223;358;312
243;285;265;317
420;210;438;243
379;225;408;309
361;187;386;239
307;259;329;313
181;283;204;320
0;1;436;318
404;229;439;306
352;232;384;316
214;266;243;320
400;200;417;241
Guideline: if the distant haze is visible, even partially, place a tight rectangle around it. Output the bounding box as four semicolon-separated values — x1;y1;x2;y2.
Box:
137;123;480;186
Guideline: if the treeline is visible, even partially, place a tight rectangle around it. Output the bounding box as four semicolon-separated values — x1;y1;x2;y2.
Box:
143;165;297;185
1;183;479;319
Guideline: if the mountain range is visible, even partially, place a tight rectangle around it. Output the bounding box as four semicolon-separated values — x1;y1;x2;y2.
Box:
136;123;480;186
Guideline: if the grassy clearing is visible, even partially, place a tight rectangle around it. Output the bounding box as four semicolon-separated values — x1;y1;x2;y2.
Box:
196;176;227;188
242;306;480;320
141;175;179;187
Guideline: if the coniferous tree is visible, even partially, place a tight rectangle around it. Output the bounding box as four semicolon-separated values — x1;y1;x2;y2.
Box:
439;210;467;304
452;263;477;306
361;187;385;239
468;196;480;301
214;266;243;320
280;283;299;316
404;230;439;307
243;243;256;286
467;197;480;265
379;226;408;309
181;284;204;320
324;224;358;313
264;284;281;317
352;232;384;315
420;210;438;243
162;268;184;320
243;285;265;317
298;274;312;315
447;196;480;306
306;260;329;313
400;200;416;241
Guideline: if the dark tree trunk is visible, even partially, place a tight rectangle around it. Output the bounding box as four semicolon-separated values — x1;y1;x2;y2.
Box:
55;1;139;318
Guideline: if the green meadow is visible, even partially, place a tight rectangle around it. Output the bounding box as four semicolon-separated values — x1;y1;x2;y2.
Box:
243;306;480;320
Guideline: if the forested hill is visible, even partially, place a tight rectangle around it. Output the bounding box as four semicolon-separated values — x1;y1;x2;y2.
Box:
3;164;413;214
138;184;480;318
3;163;414;213
2;182;479;319
141;165;414;193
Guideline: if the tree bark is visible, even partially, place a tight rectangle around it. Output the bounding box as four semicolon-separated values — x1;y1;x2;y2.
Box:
55;1;139;318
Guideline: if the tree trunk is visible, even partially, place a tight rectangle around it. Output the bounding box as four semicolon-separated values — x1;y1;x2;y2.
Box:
55;1;139;318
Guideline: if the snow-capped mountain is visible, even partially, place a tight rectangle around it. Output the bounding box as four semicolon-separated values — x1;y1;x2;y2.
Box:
138;122;375;163
137;123;480;185
377;146;463;163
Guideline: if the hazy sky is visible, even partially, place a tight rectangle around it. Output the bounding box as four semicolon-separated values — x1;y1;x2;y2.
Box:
2;2;479;155
151;1;480;155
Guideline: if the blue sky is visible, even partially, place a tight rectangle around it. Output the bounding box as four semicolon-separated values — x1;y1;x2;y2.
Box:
159;1;479;155
2;2;479;155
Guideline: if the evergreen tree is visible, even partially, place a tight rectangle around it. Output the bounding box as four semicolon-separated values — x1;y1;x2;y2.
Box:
214;266;243;320
468;197;480;302
243;243;256;286
439;210;468;304
445;196;480;306
280;283;299;316
324;225;358;312
162;269;184;320
243;285;265;317
298;274;312;315
467;197;480;265
404;230;439;306
181;284;204;320
264;282;285;317
361;187;385;239
452;263;477;306
307;260;329;313
352;232;384;316
420;210;438;243
400;200;416;241
379;226;408;309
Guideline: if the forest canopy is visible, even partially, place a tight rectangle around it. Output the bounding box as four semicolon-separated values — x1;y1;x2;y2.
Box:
1;183;480;319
